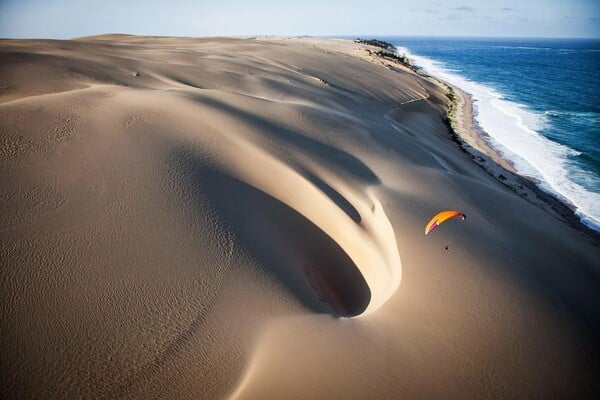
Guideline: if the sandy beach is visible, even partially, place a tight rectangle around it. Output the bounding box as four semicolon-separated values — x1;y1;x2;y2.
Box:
1;35;599;399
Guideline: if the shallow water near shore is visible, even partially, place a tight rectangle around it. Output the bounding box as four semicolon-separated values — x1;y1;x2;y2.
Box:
383;36;600;231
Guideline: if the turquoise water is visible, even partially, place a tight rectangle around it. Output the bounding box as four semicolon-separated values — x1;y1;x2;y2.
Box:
380;37;600;230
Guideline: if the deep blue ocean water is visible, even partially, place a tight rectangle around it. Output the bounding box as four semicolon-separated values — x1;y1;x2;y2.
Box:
375;37;600;230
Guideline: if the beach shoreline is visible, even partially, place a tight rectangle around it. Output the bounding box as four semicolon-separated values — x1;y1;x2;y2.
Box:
448;83;600;241
378;41;600;241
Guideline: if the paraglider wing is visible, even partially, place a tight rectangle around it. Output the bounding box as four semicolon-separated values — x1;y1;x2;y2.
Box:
425;210;466;235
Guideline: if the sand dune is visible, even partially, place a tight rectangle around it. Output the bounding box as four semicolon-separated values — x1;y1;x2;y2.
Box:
1;36;599;399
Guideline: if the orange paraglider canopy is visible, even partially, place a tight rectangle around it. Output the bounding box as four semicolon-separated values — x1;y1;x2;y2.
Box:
425;210;466;235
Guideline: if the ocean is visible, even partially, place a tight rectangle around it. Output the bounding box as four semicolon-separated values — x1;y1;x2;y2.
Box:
379;36;600;231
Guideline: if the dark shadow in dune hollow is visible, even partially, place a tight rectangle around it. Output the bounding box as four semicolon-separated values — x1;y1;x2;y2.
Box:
185;94;381;184
172;146;371;317
300;169;361;223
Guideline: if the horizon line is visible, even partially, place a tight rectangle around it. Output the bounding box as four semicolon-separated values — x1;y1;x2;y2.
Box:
1;33;599;41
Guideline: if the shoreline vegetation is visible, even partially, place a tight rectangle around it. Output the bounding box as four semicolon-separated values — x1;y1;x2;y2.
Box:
355;38;415;71
358;37;599;240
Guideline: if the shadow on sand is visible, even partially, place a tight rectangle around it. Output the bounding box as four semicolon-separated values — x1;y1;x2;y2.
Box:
172;146;371;317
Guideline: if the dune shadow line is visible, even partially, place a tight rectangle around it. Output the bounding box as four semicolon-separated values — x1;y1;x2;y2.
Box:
172;146;371;317
185;94;381;184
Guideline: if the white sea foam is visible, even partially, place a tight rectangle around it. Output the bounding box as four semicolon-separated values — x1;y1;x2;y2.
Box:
395;46;600;231
492;45;555;51
545;110;600;121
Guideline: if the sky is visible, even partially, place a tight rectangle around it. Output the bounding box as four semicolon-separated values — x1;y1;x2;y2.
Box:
0;0;599;39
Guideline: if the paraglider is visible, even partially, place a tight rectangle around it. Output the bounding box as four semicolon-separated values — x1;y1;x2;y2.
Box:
425;210;466;235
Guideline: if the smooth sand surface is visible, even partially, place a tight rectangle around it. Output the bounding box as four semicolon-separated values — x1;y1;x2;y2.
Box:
1;35;599;399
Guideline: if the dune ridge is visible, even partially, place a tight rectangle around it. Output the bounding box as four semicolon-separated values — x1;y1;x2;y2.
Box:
2;36;599;399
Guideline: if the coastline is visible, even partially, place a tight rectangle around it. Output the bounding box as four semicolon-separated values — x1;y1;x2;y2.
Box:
448;83;600;240
379;43;600;241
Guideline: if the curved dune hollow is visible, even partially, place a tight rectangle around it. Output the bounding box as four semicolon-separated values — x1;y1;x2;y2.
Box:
170;137;402;317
